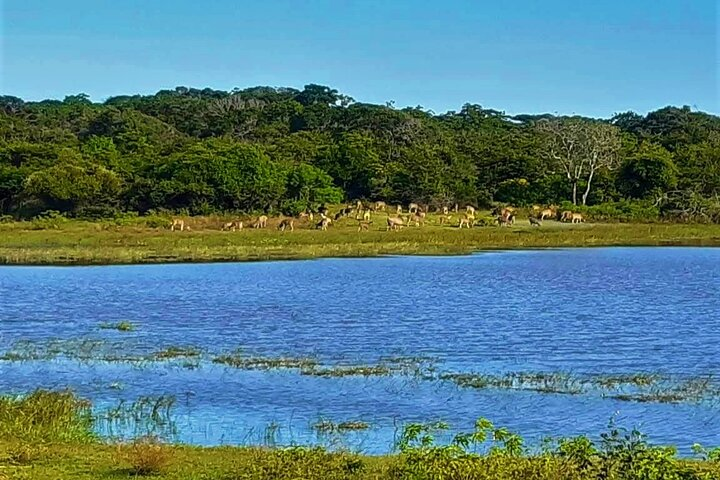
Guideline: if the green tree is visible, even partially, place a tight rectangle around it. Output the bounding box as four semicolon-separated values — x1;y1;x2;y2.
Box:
619;143;678;200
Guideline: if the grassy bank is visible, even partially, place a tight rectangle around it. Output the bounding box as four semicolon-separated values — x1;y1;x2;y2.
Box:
1;215;720;265
1;391;719;480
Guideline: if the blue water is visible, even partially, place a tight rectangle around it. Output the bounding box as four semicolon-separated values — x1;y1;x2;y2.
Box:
1;248;719;452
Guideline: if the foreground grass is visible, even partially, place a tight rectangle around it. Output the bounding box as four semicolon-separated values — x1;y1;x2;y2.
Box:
2;391;720;479
1;216;719;265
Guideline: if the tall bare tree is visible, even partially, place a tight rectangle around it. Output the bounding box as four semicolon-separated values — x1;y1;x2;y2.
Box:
537;118;622;205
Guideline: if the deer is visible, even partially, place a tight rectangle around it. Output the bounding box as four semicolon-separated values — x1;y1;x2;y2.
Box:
386;216;404;231
278;219;294;231
170;219;185;231
318;217;332;231
357;220;373;231
254;215;268;228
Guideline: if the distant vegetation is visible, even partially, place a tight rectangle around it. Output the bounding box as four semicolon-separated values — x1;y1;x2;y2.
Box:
1;86;719;223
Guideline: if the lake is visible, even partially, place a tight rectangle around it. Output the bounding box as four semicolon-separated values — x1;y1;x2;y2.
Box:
1;247;719;453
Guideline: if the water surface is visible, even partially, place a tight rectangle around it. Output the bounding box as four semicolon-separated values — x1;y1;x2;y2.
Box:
1;248;719;452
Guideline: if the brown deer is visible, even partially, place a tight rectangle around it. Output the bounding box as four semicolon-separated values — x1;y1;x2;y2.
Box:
254;215;268;228
170;219;185;231
357;220;373;231
386;216;404;231
278;219;294;231
540;207;556;221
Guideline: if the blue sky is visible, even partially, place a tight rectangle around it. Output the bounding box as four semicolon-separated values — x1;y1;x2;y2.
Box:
1;0;717;117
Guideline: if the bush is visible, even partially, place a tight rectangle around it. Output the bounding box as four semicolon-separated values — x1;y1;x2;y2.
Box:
230;447;365;480
115;435;172;476
30;210;67;230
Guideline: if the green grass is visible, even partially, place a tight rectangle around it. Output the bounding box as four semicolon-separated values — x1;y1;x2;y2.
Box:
1;391;720;479
0;214;719;265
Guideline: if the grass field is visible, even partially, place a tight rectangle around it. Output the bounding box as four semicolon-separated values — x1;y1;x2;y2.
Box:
1;213;720;265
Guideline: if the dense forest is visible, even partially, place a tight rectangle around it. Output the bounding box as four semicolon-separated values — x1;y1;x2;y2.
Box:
1;85;719;221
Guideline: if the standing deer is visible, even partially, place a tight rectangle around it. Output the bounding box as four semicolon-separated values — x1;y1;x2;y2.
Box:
170;219;185;231
254;215;268;228
278;219;294;231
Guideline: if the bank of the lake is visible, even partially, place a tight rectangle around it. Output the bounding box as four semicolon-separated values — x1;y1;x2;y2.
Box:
1;220;719;265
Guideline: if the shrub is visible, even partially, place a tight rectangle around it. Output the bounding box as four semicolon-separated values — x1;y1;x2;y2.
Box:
29;210;67;230
115;435;172;476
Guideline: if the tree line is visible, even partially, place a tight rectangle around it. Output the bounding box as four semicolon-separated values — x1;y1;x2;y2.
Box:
1;85;719;221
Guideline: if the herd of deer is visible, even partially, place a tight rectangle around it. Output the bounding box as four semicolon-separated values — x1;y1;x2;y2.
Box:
168;202;586;232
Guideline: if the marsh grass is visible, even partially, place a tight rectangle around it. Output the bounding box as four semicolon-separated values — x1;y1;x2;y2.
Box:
0;390;95;443
313;420;371;433
99;321;135;332
152;346;202;360
1;217;719;265
212;351;318;370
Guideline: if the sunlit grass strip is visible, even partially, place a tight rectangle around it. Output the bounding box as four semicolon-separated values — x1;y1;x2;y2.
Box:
1;219;719;265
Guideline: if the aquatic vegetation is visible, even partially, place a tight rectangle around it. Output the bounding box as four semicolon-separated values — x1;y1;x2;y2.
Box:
212;351;318;370
151;345;202;360
440;370;720;405
312;419;370;433
99;396;177;442
99;321;135;332
302;364;392;377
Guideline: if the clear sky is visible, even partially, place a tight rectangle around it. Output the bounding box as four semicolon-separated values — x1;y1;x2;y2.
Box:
1;0;717;117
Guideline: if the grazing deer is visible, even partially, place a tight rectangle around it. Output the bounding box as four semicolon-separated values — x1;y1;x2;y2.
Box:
560;211;573;222
458;216;472;228
439;215;453;225
318;217;332;230
221;221;242;231
540;207;556;221
362;210;371;221
466;205;476;215
442;206;449;215
278;219;294;231
408;214;425;227
170;219;185;231
408;202;419;213
497;213;515;227
386;216;404;231
374;201;387;212
528;216;542;227
357;220;373;231
571;213;584;223
254;215;268;228
396;205;403;214
532;205;542;214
